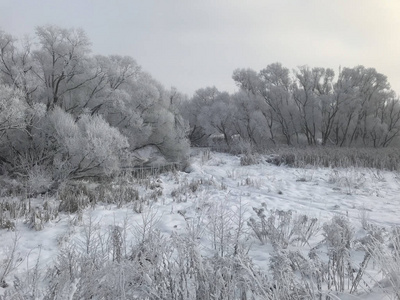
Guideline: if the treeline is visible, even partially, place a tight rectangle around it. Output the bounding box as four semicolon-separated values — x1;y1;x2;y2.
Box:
0;26;189;185
180;63;400;150
1;25;399;185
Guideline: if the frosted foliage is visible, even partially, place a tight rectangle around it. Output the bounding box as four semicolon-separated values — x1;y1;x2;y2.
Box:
27;102;46;120
49;108;128;178
147;107;190;162
34;26;92;111
78;114;128;170
0;85;26;132
49;108;79;141
0;26;191;175
26;164;53;193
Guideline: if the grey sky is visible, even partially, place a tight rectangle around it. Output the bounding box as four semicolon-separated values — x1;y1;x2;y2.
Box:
1;0;399;96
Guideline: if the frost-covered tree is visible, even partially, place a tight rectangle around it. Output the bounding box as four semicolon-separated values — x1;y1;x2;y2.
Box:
325;66;400;147
230;63;400;147
0;30;42;105
202;91;236;147
32;25;94;111
47;108;128;179
292;67;334;145
0;25;190;180
179;86;221;146
231;90;272;147
0;85;46;169
233;64;298;145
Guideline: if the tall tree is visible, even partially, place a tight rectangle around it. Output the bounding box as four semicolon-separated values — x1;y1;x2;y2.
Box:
33;25;94;111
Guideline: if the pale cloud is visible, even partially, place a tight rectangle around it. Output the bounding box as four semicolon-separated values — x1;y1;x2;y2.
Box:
0;0;399;96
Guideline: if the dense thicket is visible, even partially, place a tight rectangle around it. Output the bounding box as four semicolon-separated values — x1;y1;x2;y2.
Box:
0;26;189;184
180;63;400;150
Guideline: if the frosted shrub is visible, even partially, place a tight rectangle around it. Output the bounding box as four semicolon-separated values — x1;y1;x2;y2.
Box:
205;198;250;258
322;215;354;293
348;224;385;294
370;226;400;299
49;108;129;180
248;207;319;248
26;165;53;195
269;249;312;299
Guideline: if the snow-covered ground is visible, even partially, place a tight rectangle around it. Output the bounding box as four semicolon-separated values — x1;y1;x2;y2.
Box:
1;150;399;299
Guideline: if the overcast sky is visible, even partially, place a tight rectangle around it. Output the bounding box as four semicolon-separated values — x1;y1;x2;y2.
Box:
1;0;399;96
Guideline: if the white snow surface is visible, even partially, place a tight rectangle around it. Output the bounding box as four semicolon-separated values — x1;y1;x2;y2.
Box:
1;150;399;299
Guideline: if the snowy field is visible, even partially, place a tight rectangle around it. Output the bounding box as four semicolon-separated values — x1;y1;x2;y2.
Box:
1;149;400;299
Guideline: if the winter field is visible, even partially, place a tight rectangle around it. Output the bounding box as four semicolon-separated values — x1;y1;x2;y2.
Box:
0;148;399;299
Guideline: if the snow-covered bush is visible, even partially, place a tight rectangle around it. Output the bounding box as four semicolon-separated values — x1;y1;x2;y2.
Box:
322;215;354;293
269;249;313;299
26;165;53;195
248;207;319;248
48;108;129;180
370;226;400;299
